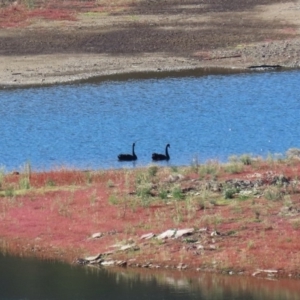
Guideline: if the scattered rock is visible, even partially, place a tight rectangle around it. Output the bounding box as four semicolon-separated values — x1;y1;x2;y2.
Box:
177;263;188;270
101;260;115;266
76;258;89;265
210;230;221;236
252;269;278;277
166;174;185;183
90;232;103;239
119;244;138;251
116;260;127;267
175;228;195;238
140;233;155;240
84;253;102;262
157;229;176;239
208;245;217;250
279;206;299;217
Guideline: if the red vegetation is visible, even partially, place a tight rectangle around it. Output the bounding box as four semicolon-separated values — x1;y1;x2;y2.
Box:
0;0;135;28
1;160;300;278
0;3;76;28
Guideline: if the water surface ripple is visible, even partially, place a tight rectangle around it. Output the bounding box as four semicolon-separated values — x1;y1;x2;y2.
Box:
1;70;300;171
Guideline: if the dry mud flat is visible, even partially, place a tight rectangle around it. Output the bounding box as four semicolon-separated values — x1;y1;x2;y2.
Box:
0;0;300;86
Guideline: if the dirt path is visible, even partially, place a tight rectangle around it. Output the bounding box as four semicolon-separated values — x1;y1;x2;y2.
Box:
0;0;300;86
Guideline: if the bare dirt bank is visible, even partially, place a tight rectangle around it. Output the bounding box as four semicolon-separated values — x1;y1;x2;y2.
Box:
0;0;300;87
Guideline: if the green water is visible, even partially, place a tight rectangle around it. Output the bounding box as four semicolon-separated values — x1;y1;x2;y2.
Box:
0;254;299;300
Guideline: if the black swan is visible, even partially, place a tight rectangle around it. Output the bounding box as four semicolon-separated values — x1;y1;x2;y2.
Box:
152;144;170;161
118;142;137;161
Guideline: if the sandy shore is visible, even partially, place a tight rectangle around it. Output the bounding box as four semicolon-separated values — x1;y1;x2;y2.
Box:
1;1;300;87
0;53;231;87
1;38;300;87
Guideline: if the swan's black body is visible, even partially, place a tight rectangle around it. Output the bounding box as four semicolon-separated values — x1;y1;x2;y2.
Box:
152;144;170;161
118;143;137;161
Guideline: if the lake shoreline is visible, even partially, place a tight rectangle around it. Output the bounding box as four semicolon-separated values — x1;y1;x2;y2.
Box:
0;46;299;88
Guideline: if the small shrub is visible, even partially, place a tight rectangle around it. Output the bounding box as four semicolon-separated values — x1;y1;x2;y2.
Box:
239;154;253;165
5;187;15;197
108;194;119;205
266;152;284;165
228;155;239;163
90;190;98;206
136;184;152;198
238;194;250;201
135;171;149;185
19;176;30;190
199;161;220;177
224;162;244;174
172;186;184;200
106;179;115;188
264;187;282;201
19;161;31;190
290;218;300;230
46;179;56;187
286;148;300;160
190;156;200;172
0;167;5;189
247;240;255;249
173;200;183;224
85;171;93;184
223;188;237;199
136;184;152;206
254;210;260;220
170;166;178;173
227;230;237;236
148;165;158;177
159;189;168;200
209;198;217;205
24;0;35;9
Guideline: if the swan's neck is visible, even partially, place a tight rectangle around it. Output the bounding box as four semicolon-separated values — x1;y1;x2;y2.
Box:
132;144;136;157
165;145;169;158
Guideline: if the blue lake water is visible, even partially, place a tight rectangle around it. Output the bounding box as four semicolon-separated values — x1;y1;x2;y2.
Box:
1;254;300;300
1;69;300;171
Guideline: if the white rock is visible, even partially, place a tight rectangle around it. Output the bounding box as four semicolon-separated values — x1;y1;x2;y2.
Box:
120;244;135;251
140;233;155;240
90;232;103;239
84;253;102;261
157;229;176;239
101;261;115;266
175;228;195;238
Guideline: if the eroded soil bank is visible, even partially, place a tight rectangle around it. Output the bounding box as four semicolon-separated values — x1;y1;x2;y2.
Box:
1;154;300;278
0;0;300;86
